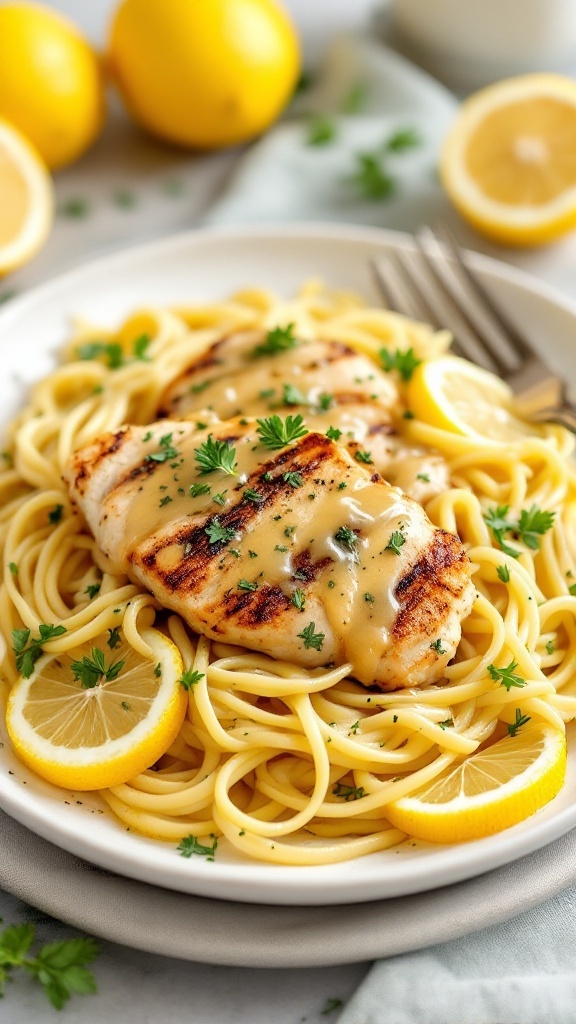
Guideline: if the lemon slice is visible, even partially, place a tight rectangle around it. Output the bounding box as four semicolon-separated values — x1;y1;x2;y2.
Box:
6;628;187;791
407;355;539;443
440;73;576;246
0;118;53;274
385;724;566;844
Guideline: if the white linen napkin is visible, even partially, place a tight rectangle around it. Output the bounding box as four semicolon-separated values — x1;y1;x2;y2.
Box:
206;35;460;231
338;886;576;1024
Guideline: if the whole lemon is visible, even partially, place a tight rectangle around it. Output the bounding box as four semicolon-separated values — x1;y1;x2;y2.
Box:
108;0;300;149
0;3;105;171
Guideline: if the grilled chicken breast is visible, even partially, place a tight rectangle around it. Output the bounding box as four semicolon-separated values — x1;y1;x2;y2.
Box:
160;330;449;504
65;416;474;690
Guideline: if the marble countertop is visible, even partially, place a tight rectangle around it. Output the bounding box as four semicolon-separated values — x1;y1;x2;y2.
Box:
3;1;576;1020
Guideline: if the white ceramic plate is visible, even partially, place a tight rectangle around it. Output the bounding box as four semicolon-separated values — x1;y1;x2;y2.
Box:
1;223;576;907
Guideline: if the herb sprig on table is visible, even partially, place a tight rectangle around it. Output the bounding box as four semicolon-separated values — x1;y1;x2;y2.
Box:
0;918;99;1010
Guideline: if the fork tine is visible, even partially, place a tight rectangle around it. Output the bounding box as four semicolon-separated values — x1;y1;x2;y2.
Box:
371;255;434;324
433;223;534;363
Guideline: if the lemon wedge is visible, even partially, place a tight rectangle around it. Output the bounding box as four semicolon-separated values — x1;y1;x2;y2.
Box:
440;73;576;246
6;628;187;791
407;355;540;443
0;118;53;275
385;723;566;844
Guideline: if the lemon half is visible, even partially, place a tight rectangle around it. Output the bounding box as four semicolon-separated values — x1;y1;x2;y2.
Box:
0;118;53;274
6;628;187;791
441;73;576;246
407;355;541;444
385;723;566;844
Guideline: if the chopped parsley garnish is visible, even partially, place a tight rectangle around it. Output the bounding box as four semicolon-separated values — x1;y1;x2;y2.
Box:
439;719;454;730
354;450;373;465
332;782;365;801
256;413;308;449
243;487;265;503
213;490;227;506
291;589;306;611
84;583;101;600
326;426;342;442
364;593;374;603
334;525;358;555
70;648;125;689
281;382;308;406
385;530;405;555
497;564;511;583
297;621;325;651
252;323;298;358
194;435;237;476
283;471;303;488
190;482;211;497
416;473;430;483
238;579;258;591
12;624;67;678
48;504;64;525
379;346;422;381
205;518;237;546
321;997;344;1016
159;494;173;507
307;115;337;146
179;669;204;690
507;708;531;737
107;627;121;649
487;659;526;691
8;562;18;575
76;340;124;369
546;640;555;655
177;834;218;860
132;333;151;360
189;379;212;394
318;392;334;411
343;80;367;113
430;638;446;655
145;432;180;463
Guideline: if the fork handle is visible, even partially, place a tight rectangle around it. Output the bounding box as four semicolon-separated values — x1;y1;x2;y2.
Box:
532;401;576;435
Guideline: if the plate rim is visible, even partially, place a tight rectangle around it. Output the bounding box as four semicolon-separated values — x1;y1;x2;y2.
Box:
1;220;575;906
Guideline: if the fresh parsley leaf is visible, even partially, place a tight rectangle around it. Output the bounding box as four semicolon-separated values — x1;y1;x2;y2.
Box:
307;115;337;146
194;435;237;476
318;392;334;411
385;126;421;152
354;450;373;464
190;482;211;497
332;782;365;801
84;583;101;599
48;504;64;525
8;562;18;576
297;621;325;651
237;579;258;591
0;920;99;1011
430;638;447;655
282;382;308;406
416;472;430;483
256;413;308;449
379;346;422;381
334;525;358;555
12;624;66;678
145;432;180;463
205;518;237;546
179;669;204;690
342;81;367;113
291;588;306;611
70;648;125;689
516;504;556;550
546;639;555;655
385;530;405;555
326;425;342;441
497;564;511;583
483;505;520;558
487;659;526;691
507;708;531;737
253;323;298;358
350;153;395;200
283;471;303;488
107;627;121;649
243;487;265;503
133;333;151;360
177;834;218;860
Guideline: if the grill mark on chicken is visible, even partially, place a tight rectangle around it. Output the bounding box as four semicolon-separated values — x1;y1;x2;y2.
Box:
70;429;128;495
393;532;470;642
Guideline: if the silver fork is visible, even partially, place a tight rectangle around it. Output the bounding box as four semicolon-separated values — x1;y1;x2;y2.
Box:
371;224;576;435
